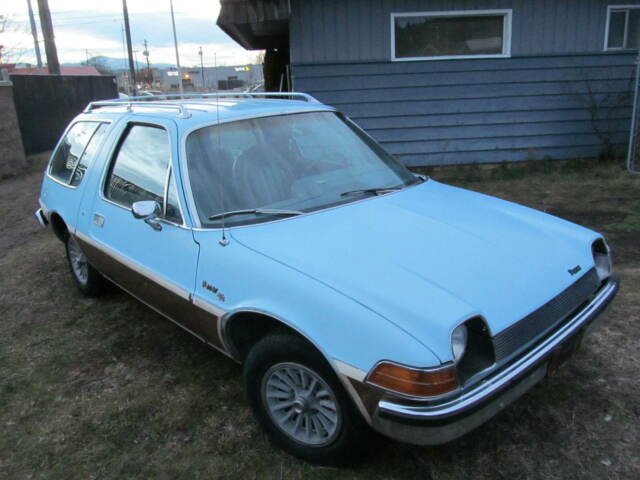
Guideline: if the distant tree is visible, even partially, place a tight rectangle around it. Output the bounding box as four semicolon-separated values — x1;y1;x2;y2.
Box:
0;14;29;64
578;70;633;160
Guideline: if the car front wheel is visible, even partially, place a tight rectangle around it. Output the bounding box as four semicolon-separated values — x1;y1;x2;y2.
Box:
243;333;372;466
65;235;108;296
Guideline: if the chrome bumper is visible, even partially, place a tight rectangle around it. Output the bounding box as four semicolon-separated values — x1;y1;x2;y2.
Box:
35;208;48;228
372;276;619;446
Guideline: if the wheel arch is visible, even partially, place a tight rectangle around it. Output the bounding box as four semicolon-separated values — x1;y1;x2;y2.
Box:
221;308;373;424
222;309;325;363
49;211;70;242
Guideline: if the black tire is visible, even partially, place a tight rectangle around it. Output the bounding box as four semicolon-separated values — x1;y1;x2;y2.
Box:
65;235;108;297
243;333;372;466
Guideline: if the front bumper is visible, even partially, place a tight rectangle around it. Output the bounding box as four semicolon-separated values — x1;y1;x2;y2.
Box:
371;276;619;446
35;208;48;228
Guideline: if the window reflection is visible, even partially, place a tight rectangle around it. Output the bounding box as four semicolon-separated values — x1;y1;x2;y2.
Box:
186;112;417;227
106;125;170;210
394;13;506;59
70;123;109;187
50;122;100;183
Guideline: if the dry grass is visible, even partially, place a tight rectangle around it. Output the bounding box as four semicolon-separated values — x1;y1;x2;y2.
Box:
1;156;639;479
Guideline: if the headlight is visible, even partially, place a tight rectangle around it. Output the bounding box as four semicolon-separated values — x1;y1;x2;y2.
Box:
592;239;612;282
451;324;468;363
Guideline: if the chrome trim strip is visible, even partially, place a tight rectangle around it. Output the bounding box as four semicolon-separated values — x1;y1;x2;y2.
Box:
378;278;619;419
34;208;48;228
333;359;367;382
162;165;171;218
46;173;78;189
192;294;228;318
339;373;373;424
74;230;191;301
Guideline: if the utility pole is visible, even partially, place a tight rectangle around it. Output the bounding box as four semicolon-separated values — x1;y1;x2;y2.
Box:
143;39;151;85
169;0;183;96
36;0;60;74
198;46;205;90
120;24;129;92
121;0;136;95
26;0;43;68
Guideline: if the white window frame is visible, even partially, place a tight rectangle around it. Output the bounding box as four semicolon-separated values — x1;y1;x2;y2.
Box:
604;4;640;51
390;9;513;62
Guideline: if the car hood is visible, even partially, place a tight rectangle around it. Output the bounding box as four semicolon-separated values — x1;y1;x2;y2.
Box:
230;180;600;362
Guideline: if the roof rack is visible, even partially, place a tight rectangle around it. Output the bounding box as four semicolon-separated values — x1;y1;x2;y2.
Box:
84;91;321;116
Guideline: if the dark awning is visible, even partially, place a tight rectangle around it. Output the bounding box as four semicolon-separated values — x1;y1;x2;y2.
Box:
217;0;290;50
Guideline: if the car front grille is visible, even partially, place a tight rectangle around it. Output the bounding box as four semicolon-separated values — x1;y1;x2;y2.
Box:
493;268;601;362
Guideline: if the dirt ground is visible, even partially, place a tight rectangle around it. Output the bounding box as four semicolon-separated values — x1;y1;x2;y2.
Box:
1;156;638;479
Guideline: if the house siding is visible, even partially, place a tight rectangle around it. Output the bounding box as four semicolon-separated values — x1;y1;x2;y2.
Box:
289;0;638;165
290;0;640;63
293;53;635;165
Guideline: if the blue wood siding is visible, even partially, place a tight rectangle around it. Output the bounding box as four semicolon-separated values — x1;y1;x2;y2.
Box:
290;0;640;63
293;53;635;166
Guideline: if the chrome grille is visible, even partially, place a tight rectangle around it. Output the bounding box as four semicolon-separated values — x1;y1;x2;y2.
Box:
493;268;600;362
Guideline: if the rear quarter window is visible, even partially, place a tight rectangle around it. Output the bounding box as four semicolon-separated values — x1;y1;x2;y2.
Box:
49;121;109;186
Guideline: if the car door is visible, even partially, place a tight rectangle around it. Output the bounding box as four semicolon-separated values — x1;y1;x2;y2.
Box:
82;118;207;338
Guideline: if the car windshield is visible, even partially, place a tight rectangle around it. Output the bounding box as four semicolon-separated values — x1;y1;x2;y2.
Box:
185;111;419;227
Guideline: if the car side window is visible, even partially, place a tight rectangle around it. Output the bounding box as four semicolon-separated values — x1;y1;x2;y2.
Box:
105;124;181;224
49;121;104;185
70;123;109;186
106;124;170;208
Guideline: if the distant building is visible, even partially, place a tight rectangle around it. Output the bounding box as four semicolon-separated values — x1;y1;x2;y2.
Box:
219;0;638;166
159;64;263;91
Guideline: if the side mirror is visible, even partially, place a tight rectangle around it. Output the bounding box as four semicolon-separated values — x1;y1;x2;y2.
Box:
131;200;162;231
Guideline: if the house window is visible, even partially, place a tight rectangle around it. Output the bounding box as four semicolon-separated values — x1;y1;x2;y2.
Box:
391;10;512;61
605;5;640;50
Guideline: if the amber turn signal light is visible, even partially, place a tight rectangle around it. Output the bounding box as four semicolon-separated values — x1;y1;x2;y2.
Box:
367;361;459;397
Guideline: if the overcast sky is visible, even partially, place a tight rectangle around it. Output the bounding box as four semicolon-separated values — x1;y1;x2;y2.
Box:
2;0;259;68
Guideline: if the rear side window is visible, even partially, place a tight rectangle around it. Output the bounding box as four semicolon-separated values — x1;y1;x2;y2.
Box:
70;123;109;186
105;124;182;224
49;121;107;185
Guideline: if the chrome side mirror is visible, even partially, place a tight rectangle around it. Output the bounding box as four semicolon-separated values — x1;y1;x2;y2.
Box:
131;200;162;231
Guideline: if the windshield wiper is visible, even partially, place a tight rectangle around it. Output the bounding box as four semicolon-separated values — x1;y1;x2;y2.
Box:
208;208;304;221
340;186;403;197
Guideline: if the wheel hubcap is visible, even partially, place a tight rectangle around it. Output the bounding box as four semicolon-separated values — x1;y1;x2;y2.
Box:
262;362;341;446
68;237;88;285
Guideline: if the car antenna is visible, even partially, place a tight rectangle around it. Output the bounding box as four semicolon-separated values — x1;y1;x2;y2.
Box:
215;52;230;247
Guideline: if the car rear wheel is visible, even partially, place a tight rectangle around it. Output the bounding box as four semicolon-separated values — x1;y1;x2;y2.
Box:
65;235;108;296
243;333;372;465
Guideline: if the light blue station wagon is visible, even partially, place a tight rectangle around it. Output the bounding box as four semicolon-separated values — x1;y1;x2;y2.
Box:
36;93;619;465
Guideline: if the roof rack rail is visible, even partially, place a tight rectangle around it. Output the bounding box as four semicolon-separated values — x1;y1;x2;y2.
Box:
84;91;321;114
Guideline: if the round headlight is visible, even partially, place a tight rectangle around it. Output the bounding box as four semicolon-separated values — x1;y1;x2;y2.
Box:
592;239;612;282
451;324;468;363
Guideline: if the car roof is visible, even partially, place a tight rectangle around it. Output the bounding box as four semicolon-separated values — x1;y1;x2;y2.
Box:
78;94;335;132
